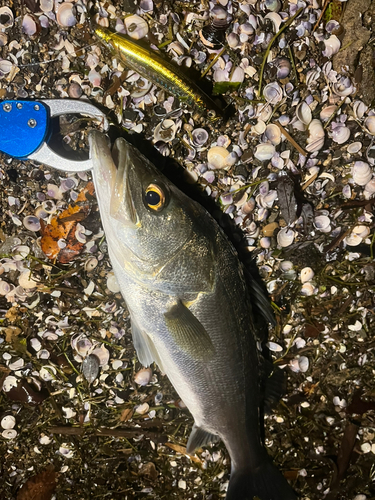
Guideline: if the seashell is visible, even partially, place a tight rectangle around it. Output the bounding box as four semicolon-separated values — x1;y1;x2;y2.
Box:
333;76;354;97
352;100;367;120
256;103;273;122
135;402;150;415
227;32;240;48
352;161;372;186
264;124;281;145
300;267;314;283
320;105;337;122
314;215;331;233
22;14;38;36
300;283;315;296
344;233;362;246
261;190;277;208
30;338;42;352
41;200;56;214
207;146;230;169
242;198;256;214
154;119;176;143
68;82;83;98
364;116;375;135
0;33;8;46
211;5;229;27
253;120;266;135
326;20;340;34
347;142;362;154
140;0;153;12
279;260;293;272
364;178;375;195
1;415;16;430
342;184;351;199
134;367;153;386
84;257;98;272
263;82;283;104
37;350;50;360
265;0;281;12
40;0;53;13
322;35;340;58
0;60;13;75
254;143;275;161
125;15;148;40
23;216;41;232
82;354;100;384
91;345;110;366
277;228;295;248
289;356;309;373
167;41;185;57
231;67;244;83
0;280;12;295
56;2;77;28
18;270;38;289
2;429;17;439
47;184;63;200
264;12;282;32
296;102;312;126
39;365;57;381
352;225;370;238
94;14;109;28
0;7;14;29
239;22;254;36
278;115;290;126
72;334;92;356
267;341;283;352
306;119;325;152
275;58;291;79
331;124;350;144
260;237;271;249
192;128;209;147
9;358;24;371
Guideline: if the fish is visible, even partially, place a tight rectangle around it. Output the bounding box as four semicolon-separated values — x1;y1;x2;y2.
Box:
94;27;224;121
88;130;297;500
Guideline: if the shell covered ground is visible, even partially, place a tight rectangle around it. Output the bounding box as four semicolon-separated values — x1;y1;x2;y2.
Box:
0;0;375;499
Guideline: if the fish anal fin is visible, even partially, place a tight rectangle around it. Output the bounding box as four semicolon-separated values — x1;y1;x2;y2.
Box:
164;301;214;361
261;359;286;414
186;423;220;454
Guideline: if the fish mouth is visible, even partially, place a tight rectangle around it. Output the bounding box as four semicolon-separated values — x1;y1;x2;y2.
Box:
89;131;139;228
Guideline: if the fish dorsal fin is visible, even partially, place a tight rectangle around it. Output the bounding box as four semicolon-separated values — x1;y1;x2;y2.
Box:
164;301;215;361
131;317;165;372
186;424;220;454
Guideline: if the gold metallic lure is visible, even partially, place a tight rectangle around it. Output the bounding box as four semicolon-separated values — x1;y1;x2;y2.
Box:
95;27;223;121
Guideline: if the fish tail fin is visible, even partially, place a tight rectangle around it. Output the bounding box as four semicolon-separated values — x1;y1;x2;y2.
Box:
226;460;297;500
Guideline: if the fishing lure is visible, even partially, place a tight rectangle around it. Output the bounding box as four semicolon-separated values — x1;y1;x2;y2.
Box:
94;27;224;122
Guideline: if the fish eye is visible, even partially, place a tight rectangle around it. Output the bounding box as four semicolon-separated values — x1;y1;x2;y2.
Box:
144;183;166;212
208;110;216;119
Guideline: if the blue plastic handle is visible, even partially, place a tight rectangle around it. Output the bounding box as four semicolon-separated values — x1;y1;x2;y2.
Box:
0;100;49;158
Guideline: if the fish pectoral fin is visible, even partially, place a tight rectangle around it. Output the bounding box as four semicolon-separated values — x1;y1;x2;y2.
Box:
131;318;165;372
164;301;215;361
186;424;220;454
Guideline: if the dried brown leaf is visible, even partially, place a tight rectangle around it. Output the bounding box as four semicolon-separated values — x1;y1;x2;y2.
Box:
276;176;297;225
17;466;59;500
165;443;203;465
120;408;134;422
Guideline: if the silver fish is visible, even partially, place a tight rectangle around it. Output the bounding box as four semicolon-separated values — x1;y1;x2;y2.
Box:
88;130;296;500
